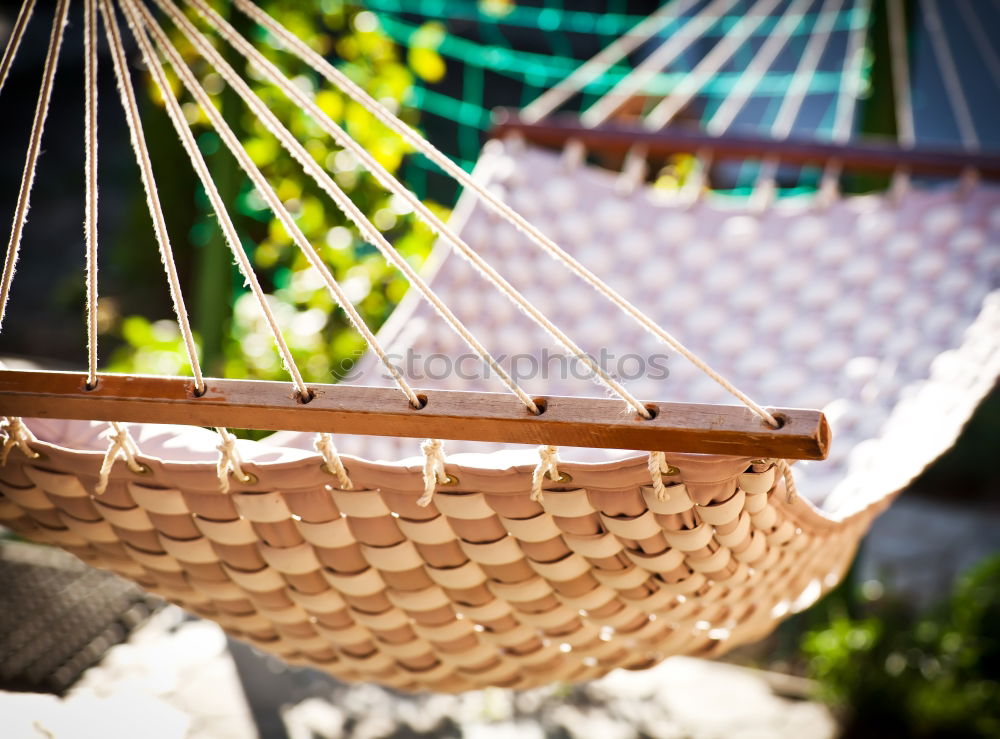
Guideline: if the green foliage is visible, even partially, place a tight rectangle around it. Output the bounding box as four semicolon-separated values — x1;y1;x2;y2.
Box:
803;554;1000;738
106;0;446;388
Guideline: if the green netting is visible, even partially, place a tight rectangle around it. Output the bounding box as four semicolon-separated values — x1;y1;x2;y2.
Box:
361;0;872;203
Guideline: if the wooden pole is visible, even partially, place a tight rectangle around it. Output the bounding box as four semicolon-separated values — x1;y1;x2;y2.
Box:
491;111;1000;178
0;370;830;460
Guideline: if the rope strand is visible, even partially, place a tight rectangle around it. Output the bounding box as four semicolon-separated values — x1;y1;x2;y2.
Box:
95;421;145;495
0;0;37;98
0;0;70;331
113;0;309;398
84;0;99;389
131;0;423;407
642;0;785;132
227;0;779;427
315;433;352;490
418;439;447;507
520;0;696;123
531;445;561;503
215;427;250;494
98;0;205;392
172;0;656;417
0;417;39;465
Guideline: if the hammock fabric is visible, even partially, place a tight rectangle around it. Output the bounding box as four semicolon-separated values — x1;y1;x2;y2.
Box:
1;0;999;695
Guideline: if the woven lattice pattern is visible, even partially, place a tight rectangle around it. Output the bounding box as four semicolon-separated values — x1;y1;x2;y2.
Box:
0;443;882;692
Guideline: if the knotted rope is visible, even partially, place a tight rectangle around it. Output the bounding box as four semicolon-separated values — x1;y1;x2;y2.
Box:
647;451;679;502
315;433;352;490
0;417;39;466
419;439;448;507
216;427;251;494
95;422;145;495
531;445;561;503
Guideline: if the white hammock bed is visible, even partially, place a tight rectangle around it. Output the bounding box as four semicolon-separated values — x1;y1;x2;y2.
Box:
0;0;997;693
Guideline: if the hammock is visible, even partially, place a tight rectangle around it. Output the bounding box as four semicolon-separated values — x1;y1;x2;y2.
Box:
0;0;998;693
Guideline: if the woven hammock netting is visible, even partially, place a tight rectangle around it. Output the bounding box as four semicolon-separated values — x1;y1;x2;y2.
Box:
1;0;999;694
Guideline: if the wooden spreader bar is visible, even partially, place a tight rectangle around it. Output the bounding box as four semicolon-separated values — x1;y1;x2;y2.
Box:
0;370;830;460
492;112;1000;178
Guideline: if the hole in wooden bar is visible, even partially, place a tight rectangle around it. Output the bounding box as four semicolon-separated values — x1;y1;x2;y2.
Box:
82;378;99;392
410;393;428;410
190;383;206;398
531;397;548;416
296;388;315;404
639;403;659;421
766;412;788;430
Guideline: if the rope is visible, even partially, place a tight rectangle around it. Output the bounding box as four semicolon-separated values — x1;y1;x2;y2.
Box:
131;0;422;409
886;0;915;198
0;416;39;465
750;0;843;210
777;459;798;503
84;0;99;389
704;0;815;136
112;0;309;399
520;0;696;123
642;0;786;132
647;451;677;502
0;0;70;332
228;0;779;428
99;0;205;393
215;427;250;494
579;0;738;128
0;0;36;98
921;0;979;151
830;0;871;144
531;445;560;503
175;0;651;418
957;1;1000;94
95;421;145;495
315;433;352;490
418;439;447;507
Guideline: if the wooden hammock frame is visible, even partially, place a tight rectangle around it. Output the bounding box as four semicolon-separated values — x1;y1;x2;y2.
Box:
5;0;995;465
8;124;996;462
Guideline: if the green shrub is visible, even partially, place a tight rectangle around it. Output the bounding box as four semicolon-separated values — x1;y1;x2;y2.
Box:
803;554;1000;738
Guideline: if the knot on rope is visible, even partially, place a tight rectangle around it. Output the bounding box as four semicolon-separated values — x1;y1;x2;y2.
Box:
315;432;352;490
0;417;39;466
419;439;447;507
216;427;250;494
95;421;145;495
647;451;674;502
531;445;561;503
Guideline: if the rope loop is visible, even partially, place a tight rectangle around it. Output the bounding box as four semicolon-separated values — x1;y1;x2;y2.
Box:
418;439;448;507
777;459;798;503
531;445;561;503
0;417;40;466
216;427;251;493
95;421;146;495
647;451;678;501
315;432;352;490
